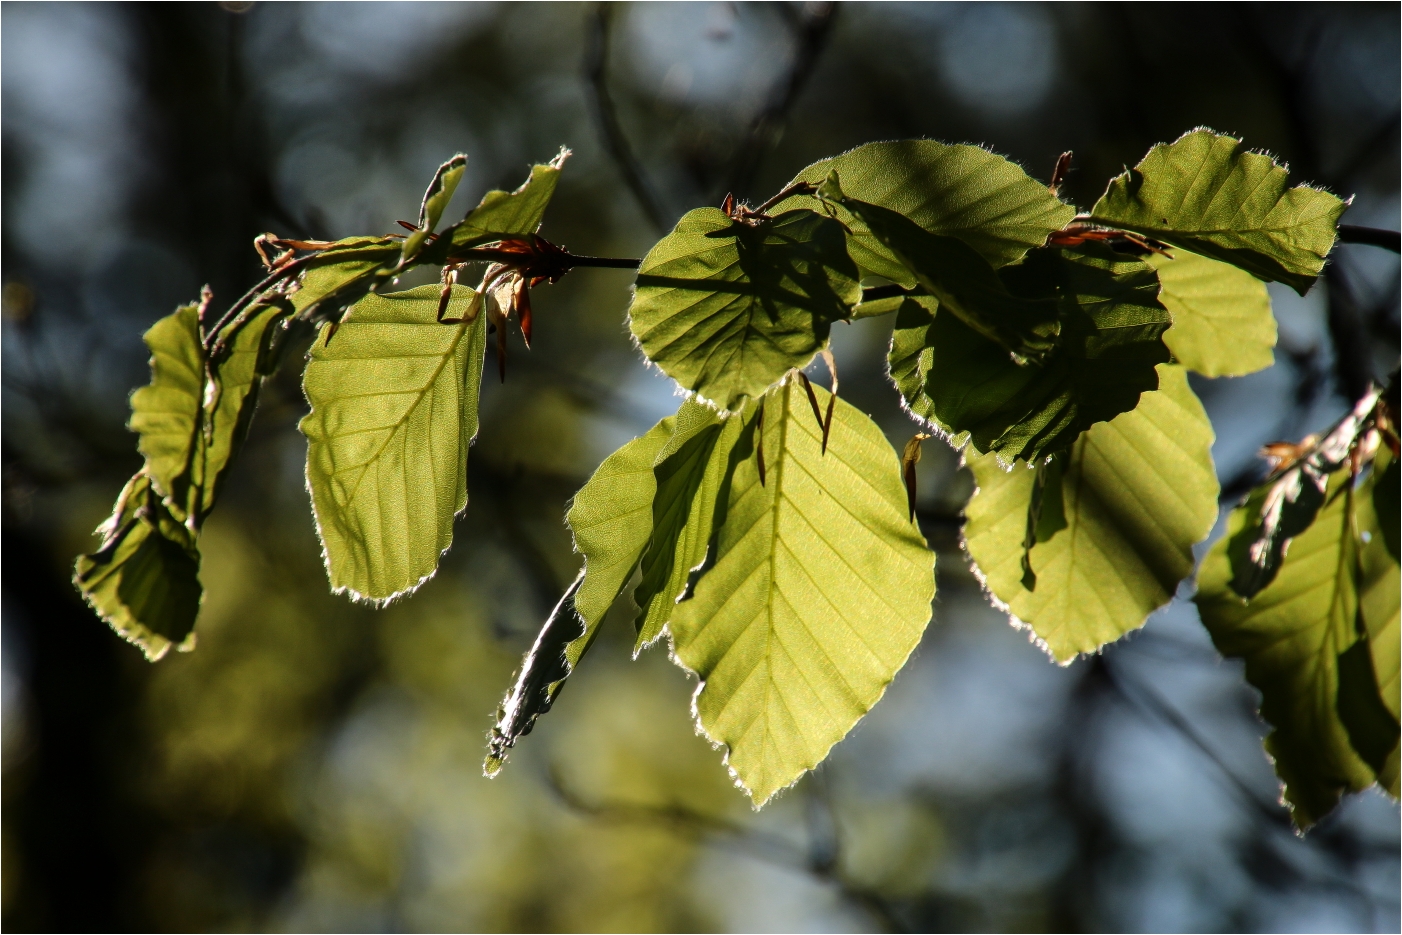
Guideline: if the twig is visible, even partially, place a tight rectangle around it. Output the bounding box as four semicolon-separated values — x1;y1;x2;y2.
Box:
1337;225;1401;252
721;3;838;200
582;3;670;234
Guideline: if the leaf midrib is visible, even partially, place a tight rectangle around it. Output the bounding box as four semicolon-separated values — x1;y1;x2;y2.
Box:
329;317;468;511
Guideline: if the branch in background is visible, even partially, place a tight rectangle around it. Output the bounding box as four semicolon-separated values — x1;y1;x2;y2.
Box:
582;3;671;234
547;766;908;933
721;3;838;201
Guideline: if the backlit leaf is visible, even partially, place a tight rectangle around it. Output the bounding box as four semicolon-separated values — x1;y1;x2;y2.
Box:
1148;249;1275;377
777;140;1074;283
437;149;569;255
401;153;467;262
486;400;738;773
73;473;202;662
1090;129;1346;295
1357;448;1400;794
1196;468;1381;826
129;301;286;526
290;238;402;321
832;189;1061;363
890;245;1170;464
964;365;1217;661
669;378;935;804
633;402;745;646
301;284;488;602
485;419;671;774
629;208;860;410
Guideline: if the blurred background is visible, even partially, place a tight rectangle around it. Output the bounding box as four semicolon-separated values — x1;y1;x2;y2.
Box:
2;2;1399;931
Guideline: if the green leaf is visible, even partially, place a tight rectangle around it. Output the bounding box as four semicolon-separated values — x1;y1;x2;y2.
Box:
1375;449;1399;561
290;238;403;320
300;283;488;602
668;378;936;804
629;208;860;410
890;245;1171;464
438;149;569;254
485;400;736;774
1090;129;1346;295
1358;448;1400;795
1225;388;1381;599
633;403;745;646
964;365;1217;661
401;153;468;263
74;473;202;661
128;301;285;526
778;140;1075;283
1147;249;1276;377
832;189;1061;363
1196;469;1379;827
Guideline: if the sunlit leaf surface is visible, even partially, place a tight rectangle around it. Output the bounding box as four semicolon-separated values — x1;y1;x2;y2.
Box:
1196;466;1392;826
778;139;1075;283
630;208;860;410
1149;249;1275;377
669;379;935;804
964;365;1217;661
1091;129;1346;295
301;284;487;602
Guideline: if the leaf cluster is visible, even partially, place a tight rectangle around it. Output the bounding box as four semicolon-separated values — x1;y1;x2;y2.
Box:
74;129;1396;825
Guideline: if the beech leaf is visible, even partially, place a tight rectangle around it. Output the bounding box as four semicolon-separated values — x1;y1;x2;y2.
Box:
1090;129;1346;295
300;284;487;602
669;378;935;804
963;365;1218;661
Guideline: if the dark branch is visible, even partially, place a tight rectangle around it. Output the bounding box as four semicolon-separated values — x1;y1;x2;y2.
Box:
721;3;838;200
582;3;670;234
1337;225;1401;252
555;253;642;270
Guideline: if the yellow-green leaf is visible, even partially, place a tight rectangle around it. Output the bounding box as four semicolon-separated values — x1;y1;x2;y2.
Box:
777;140;1074;283
401;153;467;263
1148;249;1275;377
73;473;202;661
439;149;568;254
300;283;488;602
964;365;1218;661
129;301;284;526
669;379;935;804
1090;129;1346;295
1196;468;1382;826
629;208;860;410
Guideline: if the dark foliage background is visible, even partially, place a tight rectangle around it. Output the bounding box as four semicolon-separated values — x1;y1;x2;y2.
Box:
2;3;1398;931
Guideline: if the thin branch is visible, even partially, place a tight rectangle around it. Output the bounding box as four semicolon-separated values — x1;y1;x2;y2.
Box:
1337;225;1401;253
582;3;670;234
721;3;838;200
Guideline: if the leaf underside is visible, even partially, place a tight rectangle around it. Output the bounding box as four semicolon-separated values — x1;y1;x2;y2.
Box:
890;245;1172;464
669;379;936;804
1197;464;1398;827
301;284;488;603
629;208;860;411
777;139;1075;282
1149;249;1276;378
1090;129;1346;295
963;365;1218;662
73;473;202;661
